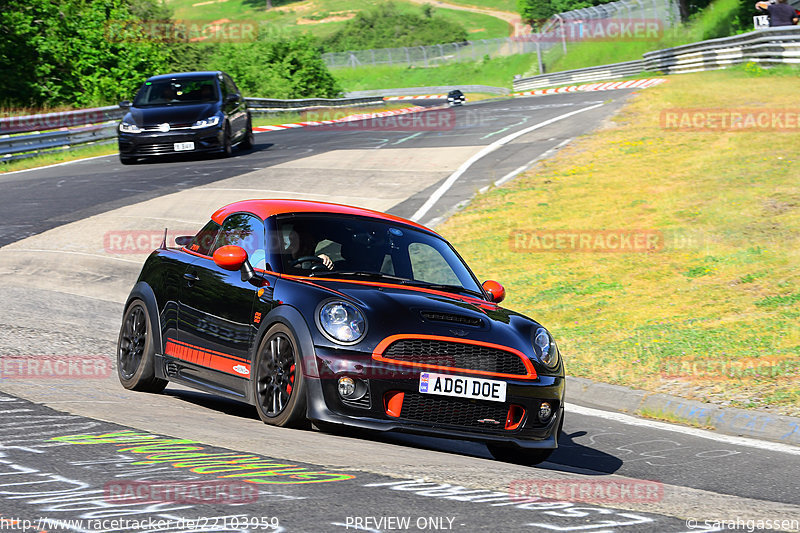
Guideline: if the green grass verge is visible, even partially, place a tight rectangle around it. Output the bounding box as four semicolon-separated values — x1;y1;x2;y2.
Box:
0;143;116;174
333;54;537;91
437;68;800;416
548;0;742;72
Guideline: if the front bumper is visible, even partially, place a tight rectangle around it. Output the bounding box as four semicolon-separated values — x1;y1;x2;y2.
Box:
306;345;565;449
118;126;224;157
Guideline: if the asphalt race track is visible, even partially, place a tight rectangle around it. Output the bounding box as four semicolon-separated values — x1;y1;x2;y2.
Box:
0;93;798;533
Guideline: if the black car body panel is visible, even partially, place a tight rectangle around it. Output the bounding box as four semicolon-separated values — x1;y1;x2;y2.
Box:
118;71;251;159
122;200;565;452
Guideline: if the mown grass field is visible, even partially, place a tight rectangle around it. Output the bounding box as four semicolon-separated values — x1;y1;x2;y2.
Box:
437;67;800;415
167;0;511;40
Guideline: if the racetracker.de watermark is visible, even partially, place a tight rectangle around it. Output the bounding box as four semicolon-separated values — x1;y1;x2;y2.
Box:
1;110;108;134
661;108;800;132
104;480;259;505
510;229;664;253
105;19;257;43
661;358;798;380
0;356;111;379
299;108;457;132
509;479;663;504
516;18;664;42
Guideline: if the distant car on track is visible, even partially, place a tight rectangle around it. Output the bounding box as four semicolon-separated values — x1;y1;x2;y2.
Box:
116;199;565;464
117;71;254;164
447;89;466;106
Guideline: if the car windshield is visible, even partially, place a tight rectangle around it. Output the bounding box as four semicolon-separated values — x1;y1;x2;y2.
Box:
272;214;483;297
133;78;218;106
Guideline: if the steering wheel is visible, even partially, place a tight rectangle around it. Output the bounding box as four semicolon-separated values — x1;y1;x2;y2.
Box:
291;255;326;271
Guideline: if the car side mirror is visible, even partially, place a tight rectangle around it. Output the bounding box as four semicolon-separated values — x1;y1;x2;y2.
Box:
175;236;193;246
482;280;505;303
213;245;248;271
119;100;132;109
226;94;240;104
212;245;264;284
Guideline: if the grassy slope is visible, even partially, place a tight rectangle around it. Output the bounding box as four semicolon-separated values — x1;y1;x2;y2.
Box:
167;0;511;40
549;0;741;72
437;67;800;415
333;54;536;91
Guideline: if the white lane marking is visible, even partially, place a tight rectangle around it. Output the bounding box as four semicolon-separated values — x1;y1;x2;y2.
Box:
566;402;800;455
391;131;423;145
410;104;604;222
479;137;574;194
0;154;115;176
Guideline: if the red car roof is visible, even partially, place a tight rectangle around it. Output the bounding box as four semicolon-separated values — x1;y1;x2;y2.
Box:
210;199;436;233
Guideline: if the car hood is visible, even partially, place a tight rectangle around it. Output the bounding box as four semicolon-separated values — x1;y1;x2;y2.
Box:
126;103;218;128
285;277;542;357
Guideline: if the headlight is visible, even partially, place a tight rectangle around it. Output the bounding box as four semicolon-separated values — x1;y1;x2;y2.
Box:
119;121;141;133
192;116;221;129
533;327;560;369
318;301;366;344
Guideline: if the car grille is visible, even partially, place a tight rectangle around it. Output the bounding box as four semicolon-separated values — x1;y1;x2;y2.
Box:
136;142;184;155
420;311;483;327
381;338;529;377
400;392;508;431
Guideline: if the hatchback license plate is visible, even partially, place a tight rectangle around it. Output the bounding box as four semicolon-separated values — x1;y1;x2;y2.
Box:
174;142;194;151
419;372;506;402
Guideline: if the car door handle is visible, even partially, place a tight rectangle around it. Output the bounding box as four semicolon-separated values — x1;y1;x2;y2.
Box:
184;272;200;282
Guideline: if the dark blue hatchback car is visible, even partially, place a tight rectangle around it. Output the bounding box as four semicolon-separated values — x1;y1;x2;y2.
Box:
117;71;253;164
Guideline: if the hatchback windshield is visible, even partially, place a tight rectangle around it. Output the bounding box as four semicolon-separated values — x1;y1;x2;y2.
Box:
272;215;483;297
133;78;219;106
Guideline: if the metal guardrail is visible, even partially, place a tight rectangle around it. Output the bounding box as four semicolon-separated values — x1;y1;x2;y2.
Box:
643;25;800;74
245;96;384;112
513;26;800;91
513;60;646;90
346;86;510;97
0;97;387;162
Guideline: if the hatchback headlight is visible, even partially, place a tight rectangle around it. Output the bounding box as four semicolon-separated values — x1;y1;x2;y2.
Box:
192;116;221;129
318;301;366;344
533;327;560;369
119;121;141;133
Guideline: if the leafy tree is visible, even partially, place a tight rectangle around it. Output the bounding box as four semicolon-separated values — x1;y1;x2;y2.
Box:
1;0;171;107
323;3;468;52
210;33;341;98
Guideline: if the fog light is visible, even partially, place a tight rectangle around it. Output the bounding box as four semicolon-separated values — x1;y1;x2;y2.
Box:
539;402;553;422
338;377;356;399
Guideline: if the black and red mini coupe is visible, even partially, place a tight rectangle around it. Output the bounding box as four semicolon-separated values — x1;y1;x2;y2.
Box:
117;199;565;463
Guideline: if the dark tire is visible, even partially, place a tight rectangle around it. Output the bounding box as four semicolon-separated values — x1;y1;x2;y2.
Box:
119;155;136;165
220;123;232;157
240;116;254;150
253;323;308;428
487;445;553;465
117;300;167;393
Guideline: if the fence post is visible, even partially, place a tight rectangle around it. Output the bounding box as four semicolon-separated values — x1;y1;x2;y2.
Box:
421;46;428;67
405;47;410;66
536;39;544;74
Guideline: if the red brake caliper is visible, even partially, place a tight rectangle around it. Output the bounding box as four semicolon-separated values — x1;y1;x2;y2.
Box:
287;364;295;395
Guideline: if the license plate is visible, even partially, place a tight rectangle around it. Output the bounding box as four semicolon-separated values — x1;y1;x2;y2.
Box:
174;142;194;151
419;372;506;402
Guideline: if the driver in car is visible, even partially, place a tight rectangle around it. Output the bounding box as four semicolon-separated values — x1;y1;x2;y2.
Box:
285;224;333;271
